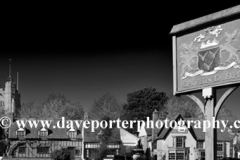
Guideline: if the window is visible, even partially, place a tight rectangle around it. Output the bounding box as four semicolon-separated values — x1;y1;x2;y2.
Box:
76;149;80;156
19;147;26;154
107;143;120;148
105;149;116;156
37;147;49;154
217;155;223;160
217;143;223;151
17;130;25;136
169;152;175;160
86;149;89;157
68;131;77;138
18;143;26;154
39;128;48;136
39;131;48;136
200;151;205;158
175;137;185;148
169;151;186;160
85;143;100;148
176;151;184;160
197;141;204;149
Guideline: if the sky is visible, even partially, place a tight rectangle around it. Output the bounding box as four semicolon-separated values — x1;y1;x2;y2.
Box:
1;3;240;117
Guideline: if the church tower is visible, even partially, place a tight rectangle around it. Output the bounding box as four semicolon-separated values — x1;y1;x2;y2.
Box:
0;60;21;122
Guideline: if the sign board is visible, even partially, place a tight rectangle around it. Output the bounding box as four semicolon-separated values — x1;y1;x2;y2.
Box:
173;12;240;94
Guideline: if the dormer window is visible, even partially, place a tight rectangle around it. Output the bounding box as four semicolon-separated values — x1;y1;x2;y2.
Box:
173;136;186;148
16;128;25;137
67;128;77;138
38;128;48;136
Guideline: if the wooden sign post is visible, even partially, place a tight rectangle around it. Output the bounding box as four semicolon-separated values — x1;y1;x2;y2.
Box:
187;86;238;160
203;88;215;160
171;5;240;160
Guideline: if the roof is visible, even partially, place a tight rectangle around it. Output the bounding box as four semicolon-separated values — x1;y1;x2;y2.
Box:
192;127;232;141
170;5;240;34
84;125;121;143
140;117;167;137
9;118;127;142
119;128;139;146
156;115;233;142
138;117;167;142
9;118;83;140
84;127;99;142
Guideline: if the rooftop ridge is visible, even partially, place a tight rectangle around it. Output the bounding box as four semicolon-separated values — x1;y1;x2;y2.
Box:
170;5;240;34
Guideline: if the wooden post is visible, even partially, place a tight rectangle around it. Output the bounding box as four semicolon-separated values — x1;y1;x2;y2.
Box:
202;87;216;160
188;86;239;160
233;145;235;158
172;36;177;95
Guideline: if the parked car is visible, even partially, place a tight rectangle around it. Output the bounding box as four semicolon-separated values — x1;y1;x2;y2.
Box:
132;149;145;160
221;158;240;160
113;155;125;160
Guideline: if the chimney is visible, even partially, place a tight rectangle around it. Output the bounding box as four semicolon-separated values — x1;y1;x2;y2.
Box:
152;109;159;144
84;112;88;120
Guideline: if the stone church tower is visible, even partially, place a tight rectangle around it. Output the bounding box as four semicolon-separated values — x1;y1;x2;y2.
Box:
0;61;21;122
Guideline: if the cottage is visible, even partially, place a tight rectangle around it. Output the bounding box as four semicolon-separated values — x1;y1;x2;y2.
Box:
7;119;83;160
138;112;234;160
154;115;232;160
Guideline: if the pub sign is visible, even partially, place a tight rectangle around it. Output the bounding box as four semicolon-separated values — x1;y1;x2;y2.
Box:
174;17;240;94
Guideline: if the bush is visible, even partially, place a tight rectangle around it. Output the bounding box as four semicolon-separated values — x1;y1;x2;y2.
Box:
50;148;71;160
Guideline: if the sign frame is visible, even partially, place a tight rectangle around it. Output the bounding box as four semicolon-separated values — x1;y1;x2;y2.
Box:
172;8;240;95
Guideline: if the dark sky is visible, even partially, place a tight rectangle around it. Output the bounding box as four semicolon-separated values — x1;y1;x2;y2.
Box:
1;3;240;117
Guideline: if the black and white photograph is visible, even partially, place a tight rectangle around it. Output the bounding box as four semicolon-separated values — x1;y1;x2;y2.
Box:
0;3;240;160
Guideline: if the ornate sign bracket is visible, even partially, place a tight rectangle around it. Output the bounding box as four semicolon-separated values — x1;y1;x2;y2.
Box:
187;86;239;160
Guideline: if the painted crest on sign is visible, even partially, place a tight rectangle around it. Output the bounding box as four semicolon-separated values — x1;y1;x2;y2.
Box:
179;25;240;80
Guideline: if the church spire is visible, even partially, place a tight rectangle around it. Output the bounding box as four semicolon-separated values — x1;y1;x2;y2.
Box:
8;59;12;81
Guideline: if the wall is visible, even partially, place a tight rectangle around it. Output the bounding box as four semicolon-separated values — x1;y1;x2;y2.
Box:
157;127;196;160
10;140;82;158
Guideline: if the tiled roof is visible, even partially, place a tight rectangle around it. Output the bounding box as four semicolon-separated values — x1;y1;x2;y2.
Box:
142;117;166;137
9;118;123;142
84;127;100;142
9;119;83;140
84;127;121;142
145;127;161;136
145;128;152;136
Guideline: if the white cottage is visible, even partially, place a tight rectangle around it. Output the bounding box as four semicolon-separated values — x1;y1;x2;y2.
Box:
154;115;232;160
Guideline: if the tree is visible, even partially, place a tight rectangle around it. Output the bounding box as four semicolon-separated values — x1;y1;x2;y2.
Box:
19;101;40;118
234;141;240;153
165;95;203;119
217;105;237;122
50;148;71;160
123;87;168;120
63;102;84;120
20;93;84;120
165;95;236;122
89;94;122;159
96;116;112;160
39;93;73;119
89;93;122;120
95;116;120;160
121;87;168;133
96;142;108;160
